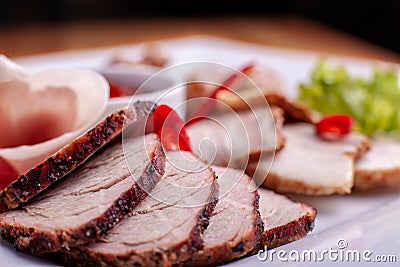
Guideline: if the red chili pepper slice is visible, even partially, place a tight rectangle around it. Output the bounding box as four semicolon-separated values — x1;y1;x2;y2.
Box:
156;127;192;152
109;81;130;98
186;62;255;125
153;105;192;152
315;114;354;141
0;157;19;190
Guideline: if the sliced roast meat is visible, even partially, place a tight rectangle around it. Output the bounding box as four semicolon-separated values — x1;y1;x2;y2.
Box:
264;93;316;123
0;101;155;213
237;66;315;123
0;133;165;255
185;64;259;117
258;188;316;249
187;106;285;168
216;86;315;124
186;166;263;267
248;123;369;195
216;89;315;124
186;65;315;123
61;151;218;267
355;138;400;190
243;66;315;123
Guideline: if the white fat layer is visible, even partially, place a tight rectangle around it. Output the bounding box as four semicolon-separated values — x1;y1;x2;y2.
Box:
356;137;400;171
253;123;367;194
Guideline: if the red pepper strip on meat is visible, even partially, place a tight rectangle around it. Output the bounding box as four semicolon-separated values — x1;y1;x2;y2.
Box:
108;81;133;98
153;105;192;152
315;114;354;141
152;63;256;151
186;62;255;125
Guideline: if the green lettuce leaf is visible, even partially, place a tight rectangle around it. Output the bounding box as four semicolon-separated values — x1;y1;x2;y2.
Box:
298;61;400;137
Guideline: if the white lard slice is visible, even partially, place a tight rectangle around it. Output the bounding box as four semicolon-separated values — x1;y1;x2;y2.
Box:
355;137;400;190
249;123;369;195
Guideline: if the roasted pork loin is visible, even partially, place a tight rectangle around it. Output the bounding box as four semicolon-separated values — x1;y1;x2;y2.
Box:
186;166;316;266
185;166;263;266
0;133;165;255
186;65;315;124
61;151;218;267
187;107;285;168
0;101;155;213
258;189;316;249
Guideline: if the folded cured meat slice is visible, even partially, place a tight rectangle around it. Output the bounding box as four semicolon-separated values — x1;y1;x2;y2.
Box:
248;123;369;195
187;107;285;168
258;188;316;249
355;138;400;190
185;166;263;266
61;151;218;267
0;133;165;255
0;101;155;213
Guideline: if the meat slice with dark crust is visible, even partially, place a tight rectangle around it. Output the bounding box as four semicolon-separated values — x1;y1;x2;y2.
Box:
186;65;316;124
0;101;155;213
185;166;263;267
257;189;317;249
61;151;218;267
0;133;165;255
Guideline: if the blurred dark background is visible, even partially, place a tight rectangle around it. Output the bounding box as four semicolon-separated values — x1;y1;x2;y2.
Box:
1;0;399;54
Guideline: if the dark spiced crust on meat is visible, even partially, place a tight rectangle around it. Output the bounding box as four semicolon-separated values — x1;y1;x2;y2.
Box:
0;101;155;213
257;203;316;250
185;192;264;267
0;139;166;256
187;171;220;252
265;93;315;124
60;169;219;267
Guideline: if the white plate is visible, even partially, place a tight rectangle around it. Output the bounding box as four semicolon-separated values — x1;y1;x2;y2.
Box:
1;36;399;266
99;65;186;118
